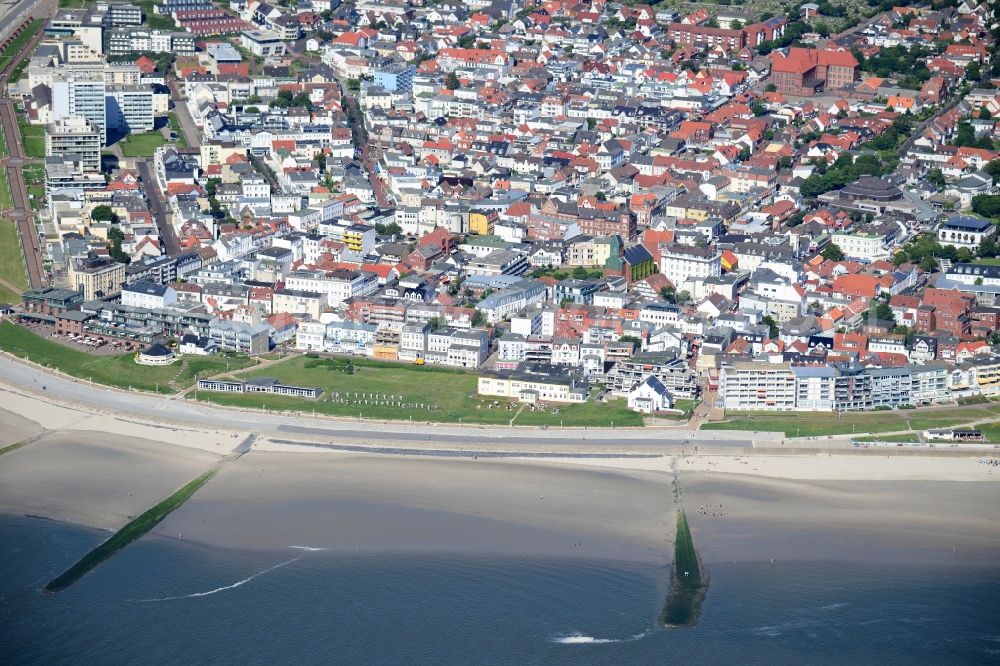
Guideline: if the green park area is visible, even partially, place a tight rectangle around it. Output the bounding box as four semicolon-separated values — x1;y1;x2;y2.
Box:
196;354;644;426
133;0;175;31
0;170;12;209
118;131;167;158
701;404;1000;439
22;163;44;209
18;121;45;158
167;112;188;148
0;221;29;304
0;321;255;392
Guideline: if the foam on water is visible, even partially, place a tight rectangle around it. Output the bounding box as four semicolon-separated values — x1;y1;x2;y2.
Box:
133;547;319;601
553;630;652;645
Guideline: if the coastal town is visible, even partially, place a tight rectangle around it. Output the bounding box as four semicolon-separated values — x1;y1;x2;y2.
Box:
0;0;998;439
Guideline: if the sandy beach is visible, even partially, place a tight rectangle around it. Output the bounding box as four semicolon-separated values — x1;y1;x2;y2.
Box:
0;406;44;448
0;376;998;570
0;430;220;531
683;472;1000;567
151;452;676;565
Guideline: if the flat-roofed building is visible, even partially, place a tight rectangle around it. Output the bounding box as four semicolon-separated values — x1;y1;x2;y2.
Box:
240;29;286;57
46;117;102;172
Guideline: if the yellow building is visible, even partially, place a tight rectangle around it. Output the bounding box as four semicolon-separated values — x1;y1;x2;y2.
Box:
477;373;589;403
468;211;496;235
69;257;125;299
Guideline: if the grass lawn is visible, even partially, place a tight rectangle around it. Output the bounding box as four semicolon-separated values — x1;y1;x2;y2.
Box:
701;404;1000;438
118;131;167;157
22;164;45;210
133;0;176;31
0;321;178;393
972;258;1000;266
167;112;188;148
0;220;29;292
27;184;44;209
176;354;256;386
21;163;45;184
0;283;21;305
0;171;12;209
194;355;641;426
18;122;45;158
975;423;1000;442
854;433;923;443
58;0;91;7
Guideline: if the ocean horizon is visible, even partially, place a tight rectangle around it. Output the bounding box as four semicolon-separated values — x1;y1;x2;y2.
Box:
2;514;998;665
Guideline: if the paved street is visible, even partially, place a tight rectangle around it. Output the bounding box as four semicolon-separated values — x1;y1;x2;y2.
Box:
166;80;201;149
136;160;180;255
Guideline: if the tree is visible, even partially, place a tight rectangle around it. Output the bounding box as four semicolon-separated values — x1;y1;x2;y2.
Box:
751;100;767;116
444;71;460;90
374;222;402;236
863;302;896;328
984;159;1000;184
979;236;999;258
292;91;312;108
91;205;116;223
619;335;641;349
765;83;777;93
705;18;719;28
966;61;981;83
972;195;1000;218
107;227;130;264
761;315;779;338
346;78;360;95
919;255;938;272
821;243;845;261
956;247;975;263
586;117;597;131
472;310;487;327
926;168;946;188
659;285;677;303
676;290;691;304
595;191;606;201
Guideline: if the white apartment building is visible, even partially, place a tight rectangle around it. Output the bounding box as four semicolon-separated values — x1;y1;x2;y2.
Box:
830;230;889;262
46;117;103;172
52;72;107;144
240;30;287;57
106;85;154;133
284;269;378;308
719;362;796;410
120;281;177;310
296;319;377;355
659;244;721;288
